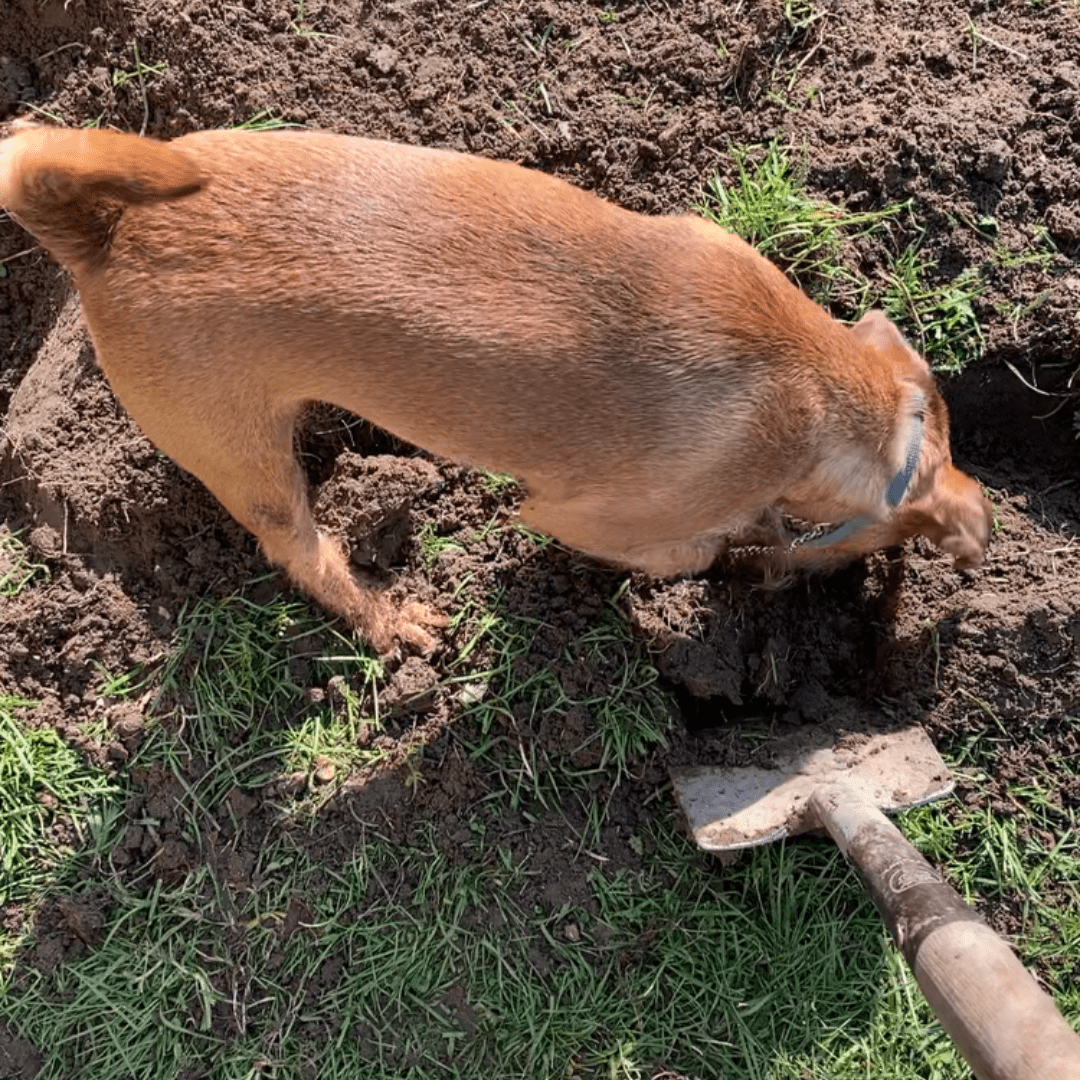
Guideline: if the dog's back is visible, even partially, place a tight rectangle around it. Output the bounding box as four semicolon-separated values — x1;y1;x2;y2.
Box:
62;131;893;515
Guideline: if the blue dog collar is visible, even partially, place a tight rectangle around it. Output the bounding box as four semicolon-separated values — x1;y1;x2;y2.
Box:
797;400;925;551
886;409;924;509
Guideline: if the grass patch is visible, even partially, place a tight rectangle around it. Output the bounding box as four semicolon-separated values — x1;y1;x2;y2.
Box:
447;594;671;810
697;140;906;310
131;589;390;829
992;222;1059;271
156;590;382;738
781;0;825;40
0;813;897;1080
232;109;298;131
280;705;387;779
478;471;520;499
699;141;991;372
157;593;332;743
3;582;1076;1079
110;58;167;90
883;242;986;372
416;521;467;571
0;528;48;597
12;783;1070;1079
290;0;334;38
0;699;118;906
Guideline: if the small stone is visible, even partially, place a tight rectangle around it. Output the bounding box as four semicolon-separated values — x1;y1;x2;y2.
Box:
369;44;398;75
976;139;1011;184
28;524;60;558
458;681;487;706
1053;62;1080;90
226;787;258;818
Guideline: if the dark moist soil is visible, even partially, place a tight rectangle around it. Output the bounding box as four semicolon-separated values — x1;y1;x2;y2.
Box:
1;0;1079;1072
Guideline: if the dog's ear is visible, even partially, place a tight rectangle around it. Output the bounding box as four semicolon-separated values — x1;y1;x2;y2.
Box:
852;310;930;377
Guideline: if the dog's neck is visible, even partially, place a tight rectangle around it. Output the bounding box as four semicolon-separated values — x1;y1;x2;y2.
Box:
797;390;925;550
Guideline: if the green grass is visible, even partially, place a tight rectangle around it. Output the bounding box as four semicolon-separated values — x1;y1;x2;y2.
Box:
133;590;391;823
445;592;671;809
478;471;519;499
9;769;1075;1079
415;473;520;571
0;699;118;907
697;140;906;311
782;0;824;36
698;141;992;372
279;697;393;783
2;577;1078;1077
883;243;986;373
0;811;904;1080
416;521;467;571
992;223;1059;271
0;528;48;597
232;109;299;131
111;58;167;89
290;0;333;38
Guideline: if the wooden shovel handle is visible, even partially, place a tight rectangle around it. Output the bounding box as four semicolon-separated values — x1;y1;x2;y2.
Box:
811;785;1080;1080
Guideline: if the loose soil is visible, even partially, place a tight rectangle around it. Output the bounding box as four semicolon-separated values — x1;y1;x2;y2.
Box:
1;0;1079;1074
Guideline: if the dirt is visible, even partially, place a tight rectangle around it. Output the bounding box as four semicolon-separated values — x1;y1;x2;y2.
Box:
1;0;1079;1072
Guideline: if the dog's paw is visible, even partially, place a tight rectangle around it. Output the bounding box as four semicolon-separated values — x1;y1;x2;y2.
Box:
393;600;448;655
363;597;446;657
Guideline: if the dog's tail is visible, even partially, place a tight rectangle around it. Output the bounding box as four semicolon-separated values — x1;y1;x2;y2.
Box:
0;125;204;272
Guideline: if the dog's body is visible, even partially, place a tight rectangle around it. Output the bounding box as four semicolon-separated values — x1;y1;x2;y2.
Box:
0;126;991;651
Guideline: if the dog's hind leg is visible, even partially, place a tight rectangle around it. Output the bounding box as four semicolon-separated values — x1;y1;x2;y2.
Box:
103;377;441;654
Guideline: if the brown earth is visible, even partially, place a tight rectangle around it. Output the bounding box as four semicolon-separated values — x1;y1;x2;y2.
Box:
1;0;1079;1074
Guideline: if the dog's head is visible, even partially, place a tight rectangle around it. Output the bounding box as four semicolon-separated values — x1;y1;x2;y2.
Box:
783;311;992;570
854;312;991;567
894;460;992;568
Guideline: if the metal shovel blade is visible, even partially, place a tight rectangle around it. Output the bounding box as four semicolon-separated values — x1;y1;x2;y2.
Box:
671;725;954;852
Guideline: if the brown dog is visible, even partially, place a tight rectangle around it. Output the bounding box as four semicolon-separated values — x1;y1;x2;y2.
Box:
0;126;991;652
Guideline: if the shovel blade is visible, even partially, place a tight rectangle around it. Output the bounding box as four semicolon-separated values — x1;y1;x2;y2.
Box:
671;725;954;852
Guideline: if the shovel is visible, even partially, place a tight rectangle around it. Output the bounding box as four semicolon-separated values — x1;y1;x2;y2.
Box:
671;725;1080;1080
